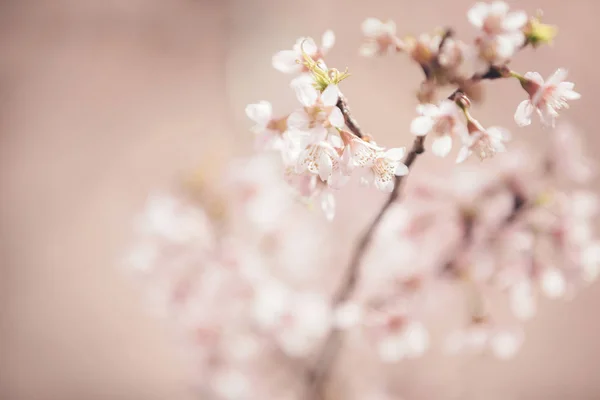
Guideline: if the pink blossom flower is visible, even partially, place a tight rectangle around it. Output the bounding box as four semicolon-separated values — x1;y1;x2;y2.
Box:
359;18;401;57
456;121;510;163
287;83;344;137
272;30;335;74
245;101;287;150
410;100;468;157
468;1;527;64
514;69;581;127
296;141;340;183
360;148;409;192
438;37;489;79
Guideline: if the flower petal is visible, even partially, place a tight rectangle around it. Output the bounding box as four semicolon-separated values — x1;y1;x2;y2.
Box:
431;135;453;157
524;71;544;86
321;30;336;52
361;18;384;37
410;116;434;136
293;83;319;107
272;50;301;73
547;68;568;86
502;10;527;30
320;190;336;221
456;146;471;163
384;147;406;161
359;42;379;57
467;2;489;28
514;100;534;127
294;37;318;55
318;151;333;181
321;85;340;107
245;101;272;126
395;163;409;176
287;110;310;130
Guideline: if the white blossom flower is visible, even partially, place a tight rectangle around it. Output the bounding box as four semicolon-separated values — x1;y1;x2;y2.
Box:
456;122;510;163
359;18;401;57
245;100;286;150
360;148;409;192
296;141;340;183
272;30;335;74
410;100;468;157
287;83;344;138
468;1;527;64
438;38;489;79
514;69;581;127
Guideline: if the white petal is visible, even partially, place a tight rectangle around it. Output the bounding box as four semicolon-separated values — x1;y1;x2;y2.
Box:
272;50;301;73
502;11;527;31
287;110;310;130
547;68;568;86
431;135;453;157
375;177;395;192
318;152;333;181
495;35;516;59
320;190;336;221
562;88;581;100
359;42;379;57
514;100;534;127
404;322;429;358
328;131;344;148
321;85;340;107
293;83;319;107
524;71;544;86
245;101;272;126
294;37;318;55
321;30;336;52
395;163;409;176
490;1;509;15
410;116;434;136
333;303;363;329
541;268;566;298
361;18;384;37
416;103;439;116
327;108;344;129
384;147;406;161
456;146;471;163
467;3;489;28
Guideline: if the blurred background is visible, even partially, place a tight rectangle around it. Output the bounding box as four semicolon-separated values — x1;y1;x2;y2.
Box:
1;0;599;399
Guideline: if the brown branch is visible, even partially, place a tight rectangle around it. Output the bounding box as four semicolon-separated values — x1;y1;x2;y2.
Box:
305;135;426;400
336;95;364;139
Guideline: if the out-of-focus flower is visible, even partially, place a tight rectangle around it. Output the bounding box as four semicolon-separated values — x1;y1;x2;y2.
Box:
359;18;402;57
468;1;528;64
245;101;287;150
360;148;409;192
514;69;581;127
456;121;510;163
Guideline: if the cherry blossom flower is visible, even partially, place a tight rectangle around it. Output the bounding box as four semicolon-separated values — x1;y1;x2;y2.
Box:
405;33;442;67
410;100;468;157
245;101;287;150
438;37;489;79
456;121;510;163
359;18;402;57
360;148;409;192
287;83;344;137
514;69;581;127
272;30;335;74
296;141;340;183
468;1;528;64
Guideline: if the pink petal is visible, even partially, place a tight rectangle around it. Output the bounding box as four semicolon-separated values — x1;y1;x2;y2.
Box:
245;101;272;126
524;71;544;86
272;50;301;73
514;100;533;127
321;85;340;107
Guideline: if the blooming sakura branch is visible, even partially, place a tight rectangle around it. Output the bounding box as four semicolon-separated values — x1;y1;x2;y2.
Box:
126;2;594;400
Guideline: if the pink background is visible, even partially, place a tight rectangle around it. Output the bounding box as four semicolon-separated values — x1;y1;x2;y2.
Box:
1;0;599;399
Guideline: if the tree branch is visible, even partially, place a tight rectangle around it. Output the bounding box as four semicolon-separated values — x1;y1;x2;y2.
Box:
336;94;365;139
305;135;426;399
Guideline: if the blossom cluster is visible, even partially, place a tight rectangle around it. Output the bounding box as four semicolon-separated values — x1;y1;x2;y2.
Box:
247;2;579;222
125;2;593;399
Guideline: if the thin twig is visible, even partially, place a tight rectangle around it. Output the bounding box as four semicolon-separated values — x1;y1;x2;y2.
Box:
305;135;426;399
336;95;364;139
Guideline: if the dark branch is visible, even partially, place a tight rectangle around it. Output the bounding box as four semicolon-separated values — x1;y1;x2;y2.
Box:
336;95;365;139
